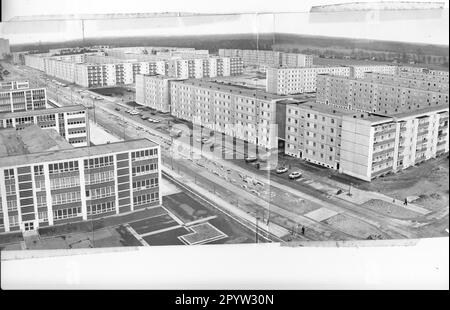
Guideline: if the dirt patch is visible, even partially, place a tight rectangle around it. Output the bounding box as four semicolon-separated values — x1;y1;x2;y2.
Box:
361;199;423;219
324;214;387;239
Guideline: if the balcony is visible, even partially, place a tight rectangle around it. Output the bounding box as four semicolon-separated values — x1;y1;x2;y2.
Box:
373;137;395;147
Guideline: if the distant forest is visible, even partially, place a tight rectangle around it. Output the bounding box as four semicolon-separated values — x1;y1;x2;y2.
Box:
11;33;449;68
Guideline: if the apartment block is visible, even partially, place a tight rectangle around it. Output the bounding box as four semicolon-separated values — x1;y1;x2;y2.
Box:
0;88;48;113
0;127;161;233
284;100;356;169
135;74;180;113
397;67;449;84
170;79;289;149
283;100;449;181
340;106;449;181
316;74;449;115
0;105;90;147
363;72;449;93
266;66;351;95
348;64;398;79
0;80;30;90
218;49;314;68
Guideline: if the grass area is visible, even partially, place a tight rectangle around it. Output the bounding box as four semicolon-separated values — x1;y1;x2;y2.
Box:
115;225;142;247
362;199;422;219
129;214;178;235
324;214;387;240
142;227;189;246
181;223;226;244
0;232;23;245
38;207;166;237
163;192;213;223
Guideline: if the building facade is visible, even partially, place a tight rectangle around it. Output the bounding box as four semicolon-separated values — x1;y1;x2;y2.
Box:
170;79;289;149
0;105;90;147
0;138;161;233
218;49;314;68
0;80;30;90
348;64;398;79
135;74;180;113
339;106;449;181
316;74;449;115
0;87;48;113
266;66;351;95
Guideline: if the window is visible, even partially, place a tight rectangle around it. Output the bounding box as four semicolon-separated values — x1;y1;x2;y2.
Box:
38;211;48;222
7;200;17;211
53;207;82;220
9;215;19;227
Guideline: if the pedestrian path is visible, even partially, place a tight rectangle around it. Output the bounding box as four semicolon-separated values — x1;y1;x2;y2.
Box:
338;187;431;215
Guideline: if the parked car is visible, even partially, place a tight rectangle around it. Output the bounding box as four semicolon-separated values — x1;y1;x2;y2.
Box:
289;171;303;179
115;107;121;111
276;166;289;174
141;116;149;120
245;156;258;163
250;189;261;197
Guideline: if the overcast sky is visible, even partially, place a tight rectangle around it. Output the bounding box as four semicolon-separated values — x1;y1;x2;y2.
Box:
1;0;449;45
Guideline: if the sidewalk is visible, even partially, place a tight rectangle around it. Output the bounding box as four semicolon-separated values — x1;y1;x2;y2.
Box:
337;187;431;215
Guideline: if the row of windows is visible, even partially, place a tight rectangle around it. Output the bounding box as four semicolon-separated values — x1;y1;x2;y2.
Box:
86;186;115;200
52;191;81;205
132;164;158;176
87;201;115;216
132;178;159;191
50;176;80;190
48;161;79;174
53;207;82;220
133;192;159;206
84;156;114;169
85;170;114;185
131;149;158;161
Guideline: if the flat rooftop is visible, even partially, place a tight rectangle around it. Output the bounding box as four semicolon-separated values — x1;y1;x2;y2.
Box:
173;79;289;100
319;74;450;94
0;105;87;119
0;87;46;94
0;133;159;168
389;104;450;119
0;125;73;158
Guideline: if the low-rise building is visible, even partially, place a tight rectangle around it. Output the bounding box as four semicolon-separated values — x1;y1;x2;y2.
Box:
0;105;90;147
0;80;30;90
0;126;161;233
0;87;48;113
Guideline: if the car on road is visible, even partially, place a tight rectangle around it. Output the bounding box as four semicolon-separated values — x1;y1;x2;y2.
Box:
276;166;289;174
250;189;261;197
130;110;140;115
289;171;303;179
115;107;121;111
245;156;258;163
141;116;149;120
241;184;248;190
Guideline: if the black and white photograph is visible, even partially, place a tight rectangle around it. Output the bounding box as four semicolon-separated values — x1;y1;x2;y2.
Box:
0;0;448;295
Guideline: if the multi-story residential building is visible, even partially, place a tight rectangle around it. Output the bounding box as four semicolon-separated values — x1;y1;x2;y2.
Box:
0;80;30;90
0;105;90;147
316;74;449;115
0;38;10;60
397;67;449;84
24;49;242;87
0;87;48;113
266;66;351;95
363;72;449;93
218;49;314;68
284;100;356;169
348;64;398;79
0;126;161;233
135;74;181;113
170;79;289;149
283;100;449;181
340;105;449;181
